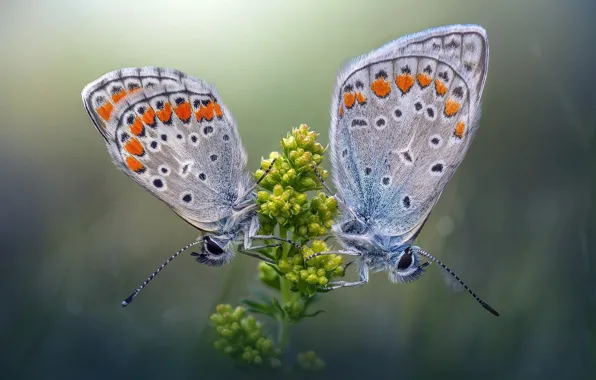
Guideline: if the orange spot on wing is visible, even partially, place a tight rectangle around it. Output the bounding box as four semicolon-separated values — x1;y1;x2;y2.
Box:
344;92;356;108
454;121;466;138
174;102;192;122
156;102;172;122
195;108;204;121
444;99;461;117
202;102;215;121
96;102;114;121
111;90;127;103
142;107;155;125
396;74;414;94
371;78;391;98
356;92;367;104
124;137;144;156
125;156;145;173
213;102;223;118
127;87;141;95
435;79;448;96
339;105;344;118
417;73;432;88
130;117;145;136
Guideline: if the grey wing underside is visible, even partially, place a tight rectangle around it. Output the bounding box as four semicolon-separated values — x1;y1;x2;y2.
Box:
329;25;489;240
81;67;253;231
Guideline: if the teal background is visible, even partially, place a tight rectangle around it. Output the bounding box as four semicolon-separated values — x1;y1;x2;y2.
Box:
1;0;595;378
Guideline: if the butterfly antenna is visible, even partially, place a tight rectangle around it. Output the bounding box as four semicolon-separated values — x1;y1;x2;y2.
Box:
411;247;500;317
241;158;278;201
256;157;277;185
121;239;203;307
310;163;335;196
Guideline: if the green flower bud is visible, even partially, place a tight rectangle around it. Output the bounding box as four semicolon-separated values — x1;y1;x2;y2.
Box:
210;314;224;324
272;184;284;196
257;191;269;202
216;304;231;314
313;142;325;154
285;272;299;283
332;266;344;277
282;135;297;151
323;258;340;272
259;261;278;284
278;259;291;273
294;192;307;204
300;269;309;280
306;273;319;284
311;240;327;253
300;177;317;189
297;351;326;371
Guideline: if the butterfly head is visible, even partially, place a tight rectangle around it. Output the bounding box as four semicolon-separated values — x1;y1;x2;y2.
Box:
387;246;427;283
191;235;235;267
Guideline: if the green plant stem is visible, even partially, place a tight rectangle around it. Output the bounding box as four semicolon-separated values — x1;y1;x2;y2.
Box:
277;226;292;350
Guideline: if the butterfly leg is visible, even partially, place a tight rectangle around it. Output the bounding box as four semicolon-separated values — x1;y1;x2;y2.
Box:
251;235;302;250
236;244;279;264
326;266;369;290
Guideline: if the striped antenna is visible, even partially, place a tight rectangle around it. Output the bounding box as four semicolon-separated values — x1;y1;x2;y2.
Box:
410;247;500;317
121;239;203;307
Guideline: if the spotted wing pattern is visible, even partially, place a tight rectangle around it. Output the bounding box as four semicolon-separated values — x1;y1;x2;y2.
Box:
82;67;252;231
329;25;488;240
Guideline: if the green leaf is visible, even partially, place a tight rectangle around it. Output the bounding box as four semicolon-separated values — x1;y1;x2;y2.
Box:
303;309;326;318
272;297;288;320
266;263;286;278
241;299;276;318
306;284;318;297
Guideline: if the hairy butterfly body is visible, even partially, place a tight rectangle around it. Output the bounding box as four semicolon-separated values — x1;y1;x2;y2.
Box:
315;25;499;315
82;67;278;306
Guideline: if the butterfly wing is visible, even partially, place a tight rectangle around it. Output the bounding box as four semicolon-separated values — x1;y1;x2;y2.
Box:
82;67;252;231
329;25;488;241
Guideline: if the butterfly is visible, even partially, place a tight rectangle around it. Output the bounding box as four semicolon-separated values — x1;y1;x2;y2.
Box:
308;25;499;316
81;67;289;306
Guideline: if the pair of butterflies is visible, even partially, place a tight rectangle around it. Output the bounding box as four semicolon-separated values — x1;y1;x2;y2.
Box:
82;24;498;316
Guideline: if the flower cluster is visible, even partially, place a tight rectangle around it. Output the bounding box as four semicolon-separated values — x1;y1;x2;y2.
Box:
254;125;336;237
210;124;341;373
297;351;326;371
210;304;280;367
278;240;344;296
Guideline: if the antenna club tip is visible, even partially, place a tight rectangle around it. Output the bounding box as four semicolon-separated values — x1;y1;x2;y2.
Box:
481;301;500;317
122;293;136;307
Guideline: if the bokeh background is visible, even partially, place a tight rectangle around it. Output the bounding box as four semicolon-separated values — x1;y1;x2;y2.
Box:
1;0;595;379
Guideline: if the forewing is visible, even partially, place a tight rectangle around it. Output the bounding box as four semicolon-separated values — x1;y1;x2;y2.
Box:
81;67;251;230
329;25;488;238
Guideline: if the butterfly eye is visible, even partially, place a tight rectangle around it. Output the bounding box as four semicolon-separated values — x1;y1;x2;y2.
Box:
397;250;413;270
204;236;225;255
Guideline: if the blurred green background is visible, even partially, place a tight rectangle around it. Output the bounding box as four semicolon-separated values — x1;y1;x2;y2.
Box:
1;0;595;378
